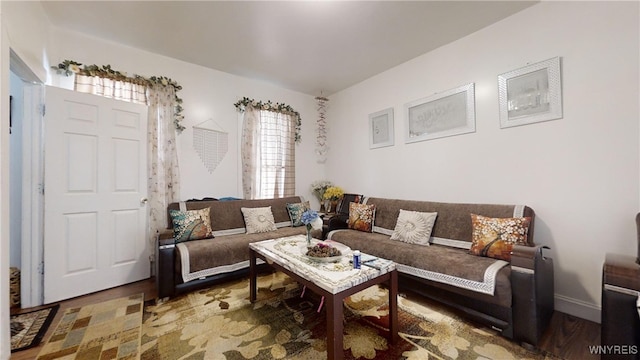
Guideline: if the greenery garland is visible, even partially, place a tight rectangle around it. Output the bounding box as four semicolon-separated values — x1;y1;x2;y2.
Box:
234;97;302;143
53;60;185;133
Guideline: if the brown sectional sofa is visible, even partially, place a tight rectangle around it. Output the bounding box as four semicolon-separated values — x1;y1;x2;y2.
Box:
327;196;554;346
156;196;320;299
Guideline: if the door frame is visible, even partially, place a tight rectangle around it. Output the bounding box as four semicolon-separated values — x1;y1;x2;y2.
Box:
10;49;44;307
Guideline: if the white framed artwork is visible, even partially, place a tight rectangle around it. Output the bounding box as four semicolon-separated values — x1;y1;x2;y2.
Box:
404;83;475;144
498;56;563;128
369;107;394;149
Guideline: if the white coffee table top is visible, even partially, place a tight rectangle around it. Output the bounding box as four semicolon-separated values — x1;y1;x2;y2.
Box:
250;235;395;294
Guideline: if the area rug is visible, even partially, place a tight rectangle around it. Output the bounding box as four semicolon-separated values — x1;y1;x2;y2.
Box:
11;304;59;352
141;272;560;359
36;293;144;360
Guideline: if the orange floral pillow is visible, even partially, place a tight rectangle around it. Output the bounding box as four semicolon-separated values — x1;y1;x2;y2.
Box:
469;214;531;261
348;203;376;233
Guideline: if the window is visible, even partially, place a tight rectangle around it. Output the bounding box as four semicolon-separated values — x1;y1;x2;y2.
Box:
256;110;295;198
241;106;296;199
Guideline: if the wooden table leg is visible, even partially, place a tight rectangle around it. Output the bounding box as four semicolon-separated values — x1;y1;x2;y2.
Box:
326;294;343;360
249;249;257;303
388;270;398;344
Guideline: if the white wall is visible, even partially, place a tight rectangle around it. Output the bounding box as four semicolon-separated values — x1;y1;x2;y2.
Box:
50;29;325;207
1;2;50;83
326;1;639;322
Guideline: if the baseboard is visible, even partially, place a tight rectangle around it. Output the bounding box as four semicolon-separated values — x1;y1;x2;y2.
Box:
554;294;601;323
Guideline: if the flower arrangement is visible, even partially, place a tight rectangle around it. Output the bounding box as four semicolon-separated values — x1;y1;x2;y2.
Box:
323;186;344;201
301;209;323;245
301;209;323;231
52;59;185;133
310;180;333;203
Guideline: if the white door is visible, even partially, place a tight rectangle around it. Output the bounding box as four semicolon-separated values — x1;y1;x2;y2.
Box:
43;86;149;303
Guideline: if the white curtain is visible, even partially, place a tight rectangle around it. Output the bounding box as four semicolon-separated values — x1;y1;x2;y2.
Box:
241;107;295;199
147;85;181;246
241;107;260;199
75;74;147;104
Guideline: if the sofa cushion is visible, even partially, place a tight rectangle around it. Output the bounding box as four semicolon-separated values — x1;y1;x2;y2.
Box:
328;229;511;306
169;208;214;242
241;206;278;234
286;201;310;227
176;227;311;282
364;197;533;246
390;209;437;246
469;214;531;261
348;202;376;232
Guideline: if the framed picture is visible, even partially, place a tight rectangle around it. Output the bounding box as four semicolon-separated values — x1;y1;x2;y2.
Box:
498;56;562;128
369;107;394;149
404;83;475;144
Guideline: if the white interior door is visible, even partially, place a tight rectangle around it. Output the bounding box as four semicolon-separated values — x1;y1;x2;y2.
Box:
43;86;149;303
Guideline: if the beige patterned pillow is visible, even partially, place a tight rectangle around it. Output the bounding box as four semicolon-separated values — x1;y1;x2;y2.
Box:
241;206;277;234
390;209;438;246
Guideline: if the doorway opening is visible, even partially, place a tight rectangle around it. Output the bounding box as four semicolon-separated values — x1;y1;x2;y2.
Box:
9;49;45;308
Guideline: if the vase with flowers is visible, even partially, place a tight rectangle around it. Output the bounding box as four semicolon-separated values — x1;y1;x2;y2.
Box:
322;186;344;213
301;209;323;246
310;180;333;208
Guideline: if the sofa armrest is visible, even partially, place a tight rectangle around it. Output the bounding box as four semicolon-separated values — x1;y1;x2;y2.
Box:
603;253;640;292
511;245;549;271
510;245;554;346
156;231;177;299
327;214;349;232
601;253;640;357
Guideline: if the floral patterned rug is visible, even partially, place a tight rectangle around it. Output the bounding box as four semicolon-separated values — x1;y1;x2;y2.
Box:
141;272;559;359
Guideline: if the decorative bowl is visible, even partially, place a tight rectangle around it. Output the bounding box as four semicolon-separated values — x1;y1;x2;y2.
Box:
303;241;346;263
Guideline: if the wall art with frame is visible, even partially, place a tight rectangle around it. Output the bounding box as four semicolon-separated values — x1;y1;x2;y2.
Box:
498;56;563;128
368;107;394;149
404;83;475;144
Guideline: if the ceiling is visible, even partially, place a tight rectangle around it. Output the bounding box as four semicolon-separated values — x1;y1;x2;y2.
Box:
40;1;537;96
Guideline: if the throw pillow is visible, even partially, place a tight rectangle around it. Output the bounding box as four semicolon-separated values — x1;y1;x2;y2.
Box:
241;206;278;234
469;214;531;261
169;208;214;243
348;202;376;233
390;209;438;246
286;201;310;227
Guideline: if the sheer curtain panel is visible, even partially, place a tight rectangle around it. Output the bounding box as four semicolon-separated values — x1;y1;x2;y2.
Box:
147;85;181;246
241;107;295;199
75;74;147;104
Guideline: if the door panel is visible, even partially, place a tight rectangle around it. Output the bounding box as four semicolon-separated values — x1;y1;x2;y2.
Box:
44;86;148;303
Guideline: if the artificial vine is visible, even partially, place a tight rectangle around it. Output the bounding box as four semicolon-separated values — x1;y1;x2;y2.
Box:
234;97;302;143
53;60;185;133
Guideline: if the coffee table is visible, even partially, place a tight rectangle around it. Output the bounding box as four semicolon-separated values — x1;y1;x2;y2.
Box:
249;235;398;360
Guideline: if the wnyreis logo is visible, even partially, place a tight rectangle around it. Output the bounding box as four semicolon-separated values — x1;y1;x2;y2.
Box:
589;345;638;355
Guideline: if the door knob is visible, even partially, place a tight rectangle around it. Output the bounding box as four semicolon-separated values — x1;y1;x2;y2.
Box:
141;198;148;205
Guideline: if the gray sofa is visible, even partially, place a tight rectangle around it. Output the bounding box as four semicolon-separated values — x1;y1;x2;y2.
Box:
156;196;320;299
327;196;554;346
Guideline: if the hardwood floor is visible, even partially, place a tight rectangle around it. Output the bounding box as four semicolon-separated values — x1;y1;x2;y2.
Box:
10;277;599;359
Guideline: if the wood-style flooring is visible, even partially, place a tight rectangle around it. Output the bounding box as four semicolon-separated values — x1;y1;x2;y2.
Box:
10;277;599;359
